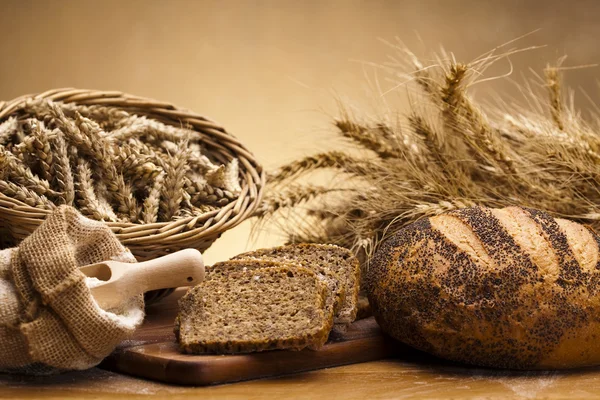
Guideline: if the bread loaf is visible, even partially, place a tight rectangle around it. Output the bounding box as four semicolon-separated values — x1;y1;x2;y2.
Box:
367;206;600;369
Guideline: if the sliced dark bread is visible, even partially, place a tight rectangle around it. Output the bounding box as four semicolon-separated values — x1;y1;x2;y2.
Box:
208;259;339;328
232;243;360;325
175;265;333;354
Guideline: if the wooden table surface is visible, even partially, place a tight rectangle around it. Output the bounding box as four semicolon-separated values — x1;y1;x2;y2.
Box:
3;358;600;400
4;341;600;399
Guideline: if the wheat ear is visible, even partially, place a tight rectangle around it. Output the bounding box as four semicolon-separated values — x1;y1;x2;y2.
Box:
117;142;163;184
96;181;120;221
255;185;354;217
440;63;517;175
0;117;18;146
268;151;375;184
61;102;131;129
0;180;54;209
124;138;168;168
25;100;130;129
0;146;58;197
545;65;564;131
188;153;218;174
186;175;234;207
142;172;165;223
160;139;190;220
334;117;400;158
75;112;138;221
10;127;38;166
28;124;55;181
109;115;153;141
49;133;75;205
75;159;118;222
111;115;192;144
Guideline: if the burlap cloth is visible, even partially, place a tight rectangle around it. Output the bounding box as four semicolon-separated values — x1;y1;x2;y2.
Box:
0;206;144;375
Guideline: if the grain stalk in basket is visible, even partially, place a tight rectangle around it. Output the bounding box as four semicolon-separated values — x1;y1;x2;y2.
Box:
0;180;54;209
116;142;163;185
160;139;191;220
142;171;165;224
255;44;600;271
50;134;75;205
0;146;57;198
57;102;130;130
75;159;119;222
0;117;18;145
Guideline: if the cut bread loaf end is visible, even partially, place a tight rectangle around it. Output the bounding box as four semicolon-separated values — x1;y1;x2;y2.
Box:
175;265;333;354
207;259;337;330
232;243;360;326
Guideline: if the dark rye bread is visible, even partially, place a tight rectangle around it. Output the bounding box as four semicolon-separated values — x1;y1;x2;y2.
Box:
175;266;332;354
368;205;600;369
207;259;337;327
233;243;360;325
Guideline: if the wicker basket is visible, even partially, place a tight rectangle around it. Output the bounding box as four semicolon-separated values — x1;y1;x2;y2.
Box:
0;88;265;302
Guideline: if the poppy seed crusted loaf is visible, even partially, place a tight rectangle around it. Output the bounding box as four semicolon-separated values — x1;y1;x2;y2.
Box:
175;265;333;354
368;206;600;369
233;243;360;325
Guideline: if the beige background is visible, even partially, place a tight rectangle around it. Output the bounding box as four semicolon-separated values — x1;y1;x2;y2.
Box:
1;0;600;264
2;3;600;398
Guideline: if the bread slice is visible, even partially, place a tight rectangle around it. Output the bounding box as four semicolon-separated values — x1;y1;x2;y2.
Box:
232;244;360;325
207;259;337;328
175;265;333;354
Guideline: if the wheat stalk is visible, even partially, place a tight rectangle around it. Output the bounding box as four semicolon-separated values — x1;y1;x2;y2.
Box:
159;139;190;220
142;172;165;223
188;152;218;174
48;134;75;205
268;151;376;185
439;63;518;176
0;180;54;209
186;175;235;206
29;123;55;181
0;117;18;146
544;57;568;131
334;117;400;159
29;100;131;130
75;159;118;222
110;115;193;144
117;142;163;184
255;185;354;217
0;146;58;197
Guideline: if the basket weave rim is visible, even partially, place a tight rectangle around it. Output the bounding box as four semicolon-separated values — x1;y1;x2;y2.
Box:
0;88;265;245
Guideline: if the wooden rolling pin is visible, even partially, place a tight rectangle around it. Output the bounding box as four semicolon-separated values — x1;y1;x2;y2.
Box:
79;249;205;310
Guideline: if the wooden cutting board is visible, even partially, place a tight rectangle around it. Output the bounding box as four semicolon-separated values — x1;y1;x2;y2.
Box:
99;288;400;386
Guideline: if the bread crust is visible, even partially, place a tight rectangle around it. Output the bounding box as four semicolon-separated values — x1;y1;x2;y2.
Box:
367;206;600;369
